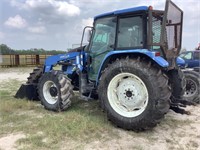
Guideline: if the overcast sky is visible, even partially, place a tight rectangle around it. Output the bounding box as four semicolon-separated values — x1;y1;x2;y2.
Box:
0;0;199;50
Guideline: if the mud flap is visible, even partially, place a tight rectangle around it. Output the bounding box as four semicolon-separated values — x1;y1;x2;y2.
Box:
15;84;39;100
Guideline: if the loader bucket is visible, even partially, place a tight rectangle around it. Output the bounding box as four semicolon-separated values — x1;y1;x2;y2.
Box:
15;84;39;100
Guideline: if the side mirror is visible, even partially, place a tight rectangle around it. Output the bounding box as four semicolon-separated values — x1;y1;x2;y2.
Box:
87;29;92;42
80;26;93;47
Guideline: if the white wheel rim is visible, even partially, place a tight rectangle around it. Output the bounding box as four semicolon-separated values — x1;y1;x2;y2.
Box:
43;81;58;104
107;73;149;118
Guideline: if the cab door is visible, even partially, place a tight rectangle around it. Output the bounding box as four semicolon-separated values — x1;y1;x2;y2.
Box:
88;17;116;81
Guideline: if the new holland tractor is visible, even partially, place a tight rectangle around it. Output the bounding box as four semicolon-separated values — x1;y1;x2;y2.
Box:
16;0;189;130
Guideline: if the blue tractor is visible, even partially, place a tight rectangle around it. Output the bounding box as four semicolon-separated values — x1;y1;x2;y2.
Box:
16;0;188;130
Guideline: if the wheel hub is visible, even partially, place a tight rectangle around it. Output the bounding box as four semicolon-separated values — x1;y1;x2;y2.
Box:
185;79;197;97
117;78;146;110
126;90;133;98
43;81;58;104
49;87;58;97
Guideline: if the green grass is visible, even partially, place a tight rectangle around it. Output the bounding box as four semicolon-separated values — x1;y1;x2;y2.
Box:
0;79;114;149
0;68;198;150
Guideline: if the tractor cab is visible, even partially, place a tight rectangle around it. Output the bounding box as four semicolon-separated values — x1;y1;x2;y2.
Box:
84;0;183;81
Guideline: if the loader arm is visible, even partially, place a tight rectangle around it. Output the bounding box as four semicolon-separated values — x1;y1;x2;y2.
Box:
44;52;81;73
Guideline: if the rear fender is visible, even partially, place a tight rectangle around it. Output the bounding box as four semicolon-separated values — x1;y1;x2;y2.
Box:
96;49;169;84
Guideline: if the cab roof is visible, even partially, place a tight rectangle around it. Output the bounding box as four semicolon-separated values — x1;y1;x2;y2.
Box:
94;6;148;20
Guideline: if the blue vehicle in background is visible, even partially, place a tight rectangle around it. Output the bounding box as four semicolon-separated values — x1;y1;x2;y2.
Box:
16;0;192;130
179;50;200;68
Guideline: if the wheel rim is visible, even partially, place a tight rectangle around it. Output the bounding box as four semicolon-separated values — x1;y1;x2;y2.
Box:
43;81;59;104
184;79;197;98
107;73;149;118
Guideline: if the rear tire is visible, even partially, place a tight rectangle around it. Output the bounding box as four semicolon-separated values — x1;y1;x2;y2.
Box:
38;71;74;111
183;70;200;103
98;58;171;131
168;68;186;100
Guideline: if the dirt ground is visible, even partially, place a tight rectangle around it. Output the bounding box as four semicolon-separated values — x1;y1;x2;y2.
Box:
0;68;200;150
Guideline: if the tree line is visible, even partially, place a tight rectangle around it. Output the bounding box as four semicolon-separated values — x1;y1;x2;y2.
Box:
0;44;67;55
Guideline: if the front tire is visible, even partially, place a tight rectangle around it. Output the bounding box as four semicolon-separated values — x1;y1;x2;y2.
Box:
38;71;73;111
27;67;43;84
98;58;171;131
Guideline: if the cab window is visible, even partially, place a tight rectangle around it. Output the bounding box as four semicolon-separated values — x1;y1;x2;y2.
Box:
117;16;143;49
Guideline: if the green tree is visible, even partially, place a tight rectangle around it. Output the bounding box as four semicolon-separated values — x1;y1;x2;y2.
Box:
0;44;16;54
0;44;66;55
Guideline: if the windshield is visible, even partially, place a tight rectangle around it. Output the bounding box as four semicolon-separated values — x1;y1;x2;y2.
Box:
90;17;116;54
